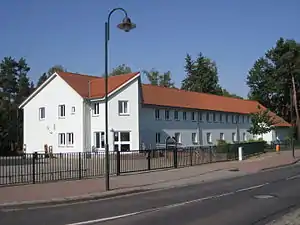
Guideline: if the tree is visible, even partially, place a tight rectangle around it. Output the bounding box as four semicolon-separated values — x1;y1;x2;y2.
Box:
222;88;243;99
37;65;66;87
181;53;222;95
247;38;300;139
144;69;175;88
109;64;132;76
248;105;275;136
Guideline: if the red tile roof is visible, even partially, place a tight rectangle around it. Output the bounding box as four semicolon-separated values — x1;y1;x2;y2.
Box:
58;71;139;98
58;72;290;127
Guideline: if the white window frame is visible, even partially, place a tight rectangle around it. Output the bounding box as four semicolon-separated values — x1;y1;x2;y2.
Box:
155;109;160;120
113;131;131;152
226;114;229;123
94;131;105;149
93;103;100;116
58;133;66;146
191;112;196;121
67;132;74;146
198;112;203;122
213;113;217;122
118;100;129;115
183;111;187;120
192;133;197;144
206;133;212;144
220;133;225;141
165;110;170;120
155;132;161;143
39;107;45;120
58;104;66;118
206;113;211;122
174;111;179;120
174;132;181;143
71;106;76;114
220;113;223;123
232;132;237;142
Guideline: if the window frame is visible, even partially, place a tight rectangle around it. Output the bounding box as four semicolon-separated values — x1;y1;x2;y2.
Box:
71;106;76;114
183;111;187;120
174;110;179;120
155;132;161;143
113;131;131;152
155;109;160;120
39;107;45;120
58;133;66;146
118;100;129;115
174;132;181;143
220;133;225;141
66;132;74;146
58;104;66;118
93;103;100;116
165;110;170;120
206;133;212;144
192;132;197;144
94;131;105;149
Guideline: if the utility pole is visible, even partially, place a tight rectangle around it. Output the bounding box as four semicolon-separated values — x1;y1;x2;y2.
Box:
290;88;295;158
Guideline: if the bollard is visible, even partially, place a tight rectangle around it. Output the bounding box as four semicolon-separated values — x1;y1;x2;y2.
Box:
238;147;243;161
276;144;280;153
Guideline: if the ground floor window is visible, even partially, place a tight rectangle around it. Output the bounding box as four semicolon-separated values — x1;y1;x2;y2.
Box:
94;131;105;149
114;131;131;152
58;133;66;146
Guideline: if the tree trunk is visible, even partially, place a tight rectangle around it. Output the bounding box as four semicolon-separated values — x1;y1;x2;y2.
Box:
291;74;300;140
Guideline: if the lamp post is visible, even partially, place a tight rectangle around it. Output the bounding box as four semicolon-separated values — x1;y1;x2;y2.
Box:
104;8;136;191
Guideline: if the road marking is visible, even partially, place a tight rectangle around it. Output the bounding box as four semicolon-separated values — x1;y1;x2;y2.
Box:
65;183;269;225
235;183;269;193
286;174;300;180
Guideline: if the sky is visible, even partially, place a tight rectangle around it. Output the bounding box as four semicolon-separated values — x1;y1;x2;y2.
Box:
1;0;300;97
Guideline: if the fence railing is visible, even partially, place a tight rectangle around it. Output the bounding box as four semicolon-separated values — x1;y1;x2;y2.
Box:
0;142;265;186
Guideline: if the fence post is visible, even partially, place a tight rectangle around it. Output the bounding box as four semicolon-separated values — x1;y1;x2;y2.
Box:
32;152;37;184
209;146;212;163
173;147;178;168
147;150;151;170
116;151;120;176
78;152;82;179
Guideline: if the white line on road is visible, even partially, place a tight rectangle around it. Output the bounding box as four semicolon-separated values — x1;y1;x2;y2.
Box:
65;183;269;225
286;174;300;180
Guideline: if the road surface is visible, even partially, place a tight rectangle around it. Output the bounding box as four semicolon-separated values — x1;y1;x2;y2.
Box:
0;164;300;225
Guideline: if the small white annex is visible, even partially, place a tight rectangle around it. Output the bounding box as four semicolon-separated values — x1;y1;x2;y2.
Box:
19;72;291;154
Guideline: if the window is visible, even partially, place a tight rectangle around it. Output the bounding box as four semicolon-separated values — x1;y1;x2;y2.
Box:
248;115;251;123
67;133;74;146
94;132;105;149
114;131;131;152
219;114;223;122
232;132;237;142
118;101;129;115
213;113;216;122
191;112;196;121
206;113;210;122
156;132;161;143
206;133;212;144
243;115;245;123
220;133;225;140
39;107;45;120
58;133;66;146
174;132;181;143
155;109;160;120
71;106;76;114
183;112;187;120
58;105;65;118
226;114;229;123
192;133;197;143
93;103;100;115
243;132;246;141
165;110;170;120
174;111;179;120
198;112;203;121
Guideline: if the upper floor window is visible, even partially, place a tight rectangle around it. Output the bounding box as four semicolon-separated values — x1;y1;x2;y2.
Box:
39;107;45;120
183;111;187;120
206;113;210;122
165;110;170;120
174;111;179;120
191;112;196;121
226;114;229;123
58;104;65;118
155;109;160;120
71;106;76;114
248;115;251;123
219;113;223;122
93;103;99;115
198;112;203;121
213;113;216;122
118;100;129;115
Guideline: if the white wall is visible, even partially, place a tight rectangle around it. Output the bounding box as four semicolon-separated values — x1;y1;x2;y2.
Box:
23;75;83;153
139;106;253;149
90;78;140;151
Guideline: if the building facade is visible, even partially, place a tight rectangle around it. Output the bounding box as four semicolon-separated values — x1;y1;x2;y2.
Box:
19;72;291;154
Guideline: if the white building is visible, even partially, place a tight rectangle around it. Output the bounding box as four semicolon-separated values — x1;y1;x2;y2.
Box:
19;71;291;153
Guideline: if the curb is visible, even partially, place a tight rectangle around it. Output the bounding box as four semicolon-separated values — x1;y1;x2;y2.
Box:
260;159;300;171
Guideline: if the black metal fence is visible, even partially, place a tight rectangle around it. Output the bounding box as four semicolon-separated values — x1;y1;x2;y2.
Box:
0;142;265;186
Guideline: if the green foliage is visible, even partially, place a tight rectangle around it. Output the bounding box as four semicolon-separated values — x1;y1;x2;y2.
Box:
108;64;132;76
247;37;300;139
37;65;67;87
144;69;175;88
221;88;243;99
248;105;275;135
181;53;223;95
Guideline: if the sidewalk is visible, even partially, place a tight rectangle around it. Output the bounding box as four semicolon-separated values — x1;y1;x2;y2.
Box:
0;150;299;207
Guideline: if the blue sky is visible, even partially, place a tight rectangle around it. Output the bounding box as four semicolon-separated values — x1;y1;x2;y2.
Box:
1;0;300;97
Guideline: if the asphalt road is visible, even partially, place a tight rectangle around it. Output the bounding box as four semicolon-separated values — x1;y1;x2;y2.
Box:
0;164;300;225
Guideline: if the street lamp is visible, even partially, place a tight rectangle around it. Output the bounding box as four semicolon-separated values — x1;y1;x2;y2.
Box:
104;8;136;191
